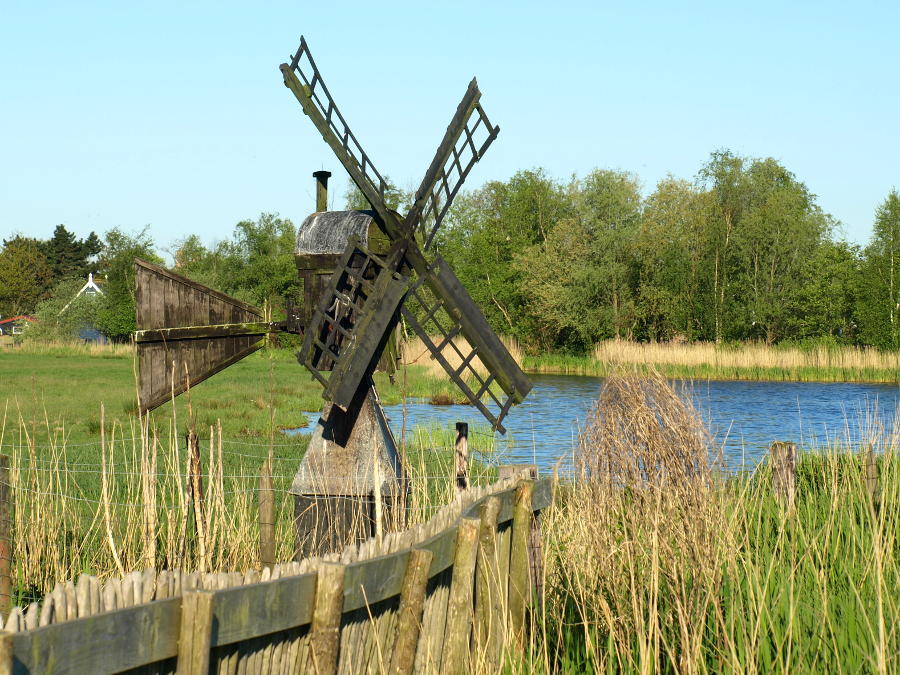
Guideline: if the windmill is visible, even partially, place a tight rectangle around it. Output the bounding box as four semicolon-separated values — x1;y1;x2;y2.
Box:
132;36;532;557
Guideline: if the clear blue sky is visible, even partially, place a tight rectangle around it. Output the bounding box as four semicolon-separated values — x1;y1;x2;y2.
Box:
2;0;897;257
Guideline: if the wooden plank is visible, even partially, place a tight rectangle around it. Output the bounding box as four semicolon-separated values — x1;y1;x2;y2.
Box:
210;575;316;647
388;549;433;675
309;565;344;675
508;482;534;647
176;591;214;675
0;598;181;674
474;497;501;670
135;322;275;343
139;338;265;414
441;518;479;673
135;258;263;319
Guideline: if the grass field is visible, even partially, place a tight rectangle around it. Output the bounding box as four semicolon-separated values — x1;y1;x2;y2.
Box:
526;339;900;383
0;342;508;598
0;341;473;450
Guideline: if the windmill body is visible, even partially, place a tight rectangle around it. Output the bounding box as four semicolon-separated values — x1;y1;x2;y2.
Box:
133;35;532;558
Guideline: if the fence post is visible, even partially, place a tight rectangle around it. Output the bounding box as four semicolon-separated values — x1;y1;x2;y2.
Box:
864;445;880;506
455;423;469;492
309;563;345;675
176;590;214;675
508;480;534;648
474;496;501;670
770;442;797;507
0;455;10;619
442;517;480;673
259;457;275;569
186;431;207;572
389;548;434;675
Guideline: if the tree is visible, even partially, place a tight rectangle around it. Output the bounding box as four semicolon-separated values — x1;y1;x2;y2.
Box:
729;158;832;343
857;190;900;348
515;169;642;349
0;238;53;316
634;178;708;341
438;169;572;348
697;150;748;342
218;213;299;319
94;227;161;340
787;240;859;341
41;225;103;281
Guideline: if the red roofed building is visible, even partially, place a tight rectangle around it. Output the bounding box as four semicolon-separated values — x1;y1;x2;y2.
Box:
0;315;36;336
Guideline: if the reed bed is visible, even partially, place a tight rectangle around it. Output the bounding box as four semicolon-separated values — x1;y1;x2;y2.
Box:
523;371;900;673
526;339;900;382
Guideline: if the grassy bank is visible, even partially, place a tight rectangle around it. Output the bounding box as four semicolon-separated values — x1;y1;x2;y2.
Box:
525;339;900;382
0;341;466;450
0;341;512;597
521;372;900;673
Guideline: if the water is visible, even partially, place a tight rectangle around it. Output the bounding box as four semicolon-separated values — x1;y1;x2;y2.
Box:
376;375;900;475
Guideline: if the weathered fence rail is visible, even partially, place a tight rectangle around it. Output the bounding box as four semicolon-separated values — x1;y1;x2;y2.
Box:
0;475;552;674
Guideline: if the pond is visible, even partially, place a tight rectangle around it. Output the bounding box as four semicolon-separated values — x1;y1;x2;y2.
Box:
378;375;900;475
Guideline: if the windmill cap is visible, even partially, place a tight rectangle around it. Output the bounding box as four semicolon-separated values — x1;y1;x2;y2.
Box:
295;210;375;255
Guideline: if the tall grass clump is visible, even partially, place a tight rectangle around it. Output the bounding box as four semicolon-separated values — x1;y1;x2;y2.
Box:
530;370;900;673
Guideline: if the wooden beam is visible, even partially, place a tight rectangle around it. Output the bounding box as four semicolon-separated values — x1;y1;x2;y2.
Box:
134;322;280;343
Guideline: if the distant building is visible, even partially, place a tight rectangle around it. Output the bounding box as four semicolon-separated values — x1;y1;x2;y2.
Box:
62;273;108;344
0;315;36;335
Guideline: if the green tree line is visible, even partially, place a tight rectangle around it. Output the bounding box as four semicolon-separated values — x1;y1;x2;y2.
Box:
438;151;900;351
3;149;898;351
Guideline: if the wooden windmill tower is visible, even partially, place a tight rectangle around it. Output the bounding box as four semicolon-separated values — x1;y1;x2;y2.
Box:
132;36;532;558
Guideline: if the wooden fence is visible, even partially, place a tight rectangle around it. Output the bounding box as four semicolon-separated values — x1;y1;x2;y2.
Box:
0;474;552;674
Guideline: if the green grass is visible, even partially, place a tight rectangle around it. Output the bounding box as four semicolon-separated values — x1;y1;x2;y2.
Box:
0;345;463;452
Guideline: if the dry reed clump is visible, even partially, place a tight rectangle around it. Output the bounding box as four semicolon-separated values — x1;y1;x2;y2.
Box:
593;338;900;373
8;340;132;358
400;334;524;380
541;371;728;672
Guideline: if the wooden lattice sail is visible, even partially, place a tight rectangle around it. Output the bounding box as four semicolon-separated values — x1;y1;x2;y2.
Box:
133;259;270;414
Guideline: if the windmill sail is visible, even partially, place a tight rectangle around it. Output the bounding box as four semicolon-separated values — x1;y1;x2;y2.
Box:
134;259;269;414
401;256;531;434
283;36;531;433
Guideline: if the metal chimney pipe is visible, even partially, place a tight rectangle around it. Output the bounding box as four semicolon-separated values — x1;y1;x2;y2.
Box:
313;170;331;212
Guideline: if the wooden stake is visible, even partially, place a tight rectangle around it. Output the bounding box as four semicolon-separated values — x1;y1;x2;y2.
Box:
508;481;534;647
455;423;469;492
389;548;434;675
176;590;214;675
259;456;275;569
442;517;480;673
770;441;797;508
864;445;880;504
187;431;208;572
309;563;345;675
474;496;501;669
0;455;10;620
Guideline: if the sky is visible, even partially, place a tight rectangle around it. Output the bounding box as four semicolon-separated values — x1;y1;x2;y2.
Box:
2;0;898;259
